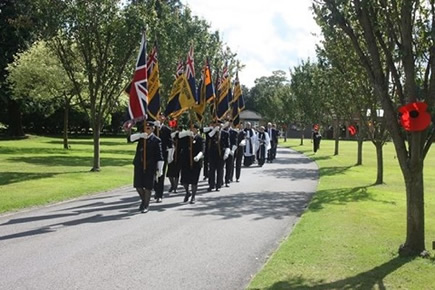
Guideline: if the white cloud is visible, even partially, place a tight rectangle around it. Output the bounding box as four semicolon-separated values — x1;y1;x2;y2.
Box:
182;0;322;88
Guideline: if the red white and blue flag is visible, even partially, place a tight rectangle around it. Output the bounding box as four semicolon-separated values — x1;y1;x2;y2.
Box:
127;33;148;121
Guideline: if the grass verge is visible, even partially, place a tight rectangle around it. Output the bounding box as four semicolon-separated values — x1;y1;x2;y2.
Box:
248;138;435;290
0;135;134;214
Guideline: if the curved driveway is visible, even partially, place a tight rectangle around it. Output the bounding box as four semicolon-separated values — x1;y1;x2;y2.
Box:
0;147;318;290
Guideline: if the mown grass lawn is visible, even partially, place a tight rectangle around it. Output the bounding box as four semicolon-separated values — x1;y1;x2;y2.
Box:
0;135;134;213
248;138;435;290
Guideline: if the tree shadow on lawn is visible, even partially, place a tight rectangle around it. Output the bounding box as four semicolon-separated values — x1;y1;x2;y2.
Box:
8;155;131;167
308;185;396;212
255;256;414;289
0;172;64;186
47;139;129;146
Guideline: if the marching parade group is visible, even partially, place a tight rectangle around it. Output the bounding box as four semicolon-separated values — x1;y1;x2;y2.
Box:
127;113;280;213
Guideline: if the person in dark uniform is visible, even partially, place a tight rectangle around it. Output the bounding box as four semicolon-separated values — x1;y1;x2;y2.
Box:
153;113;173;203
234;126;246;182
128;120;164;213
179;124;204;204
224;124;238;187
272;123;279;160
207;120;230;192
256;126;270;167
202;121;214;181
167;126;182;193
267;122;278;163
312;126;322;153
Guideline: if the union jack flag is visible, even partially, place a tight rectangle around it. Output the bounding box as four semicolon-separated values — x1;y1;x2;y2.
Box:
127;33;148;121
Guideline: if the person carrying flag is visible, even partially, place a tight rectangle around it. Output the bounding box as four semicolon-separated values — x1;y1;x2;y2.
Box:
179;123;204;204
128;120;164;213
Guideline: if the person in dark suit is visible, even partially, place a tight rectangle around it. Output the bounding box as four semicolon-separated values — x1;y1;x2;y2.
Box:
267;122;279;162
128;120;164;213
224;124;238;187
207;120;230;192
179;124;204;204
167;126;182;193
312;126;322;153
153;113;173;203
234;125;246;182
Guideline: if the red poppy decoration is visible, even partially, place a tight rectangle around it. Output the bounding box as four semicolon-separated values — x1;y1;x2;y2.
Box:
168;119;178;128
398;102;431;132
348;125;357;136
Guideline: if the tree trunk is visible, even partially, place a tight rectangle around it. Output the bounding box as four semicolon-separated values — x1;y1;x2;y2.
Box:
399;167;426;256
300;131;304;145
374;142;383;184
356;138;363;166
7;97;25;137
334;121;339;155
91;121;101;172
63;98;70;149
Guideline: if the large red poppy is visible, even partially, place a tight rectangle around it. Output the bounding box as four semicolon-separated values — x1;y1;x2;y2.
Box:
348;125;357;136
398;102;431;132
168;119;178;128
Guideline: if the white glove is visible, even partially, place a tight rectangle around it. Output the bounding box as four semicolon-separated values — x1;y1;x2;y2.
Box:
208;126;220;137
194;152;203;162
231;145;237;156
167;148;174;164
221;121;230;128
154;120;161;127
156;161;164;177
223;148;231;160
239;139;246;147
170;132;178;138
130;132;147;142
203;127;212;133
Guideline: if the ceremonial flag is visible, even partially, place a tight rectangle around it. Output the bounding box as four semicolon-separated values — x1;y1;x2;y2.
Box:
232;73;242;126
146;42;160;121
164;60;195;118
193;58;215;122
185;45;198;104
216;62;230;120
127;33;148;121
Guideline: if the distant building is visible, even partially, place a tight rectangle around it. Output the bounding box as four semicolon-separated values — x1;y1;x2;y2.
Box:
240;110;264;127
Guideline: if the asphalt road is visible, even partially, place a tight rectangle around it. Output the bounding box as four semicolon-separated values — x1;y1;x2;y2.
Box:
0;147;318;290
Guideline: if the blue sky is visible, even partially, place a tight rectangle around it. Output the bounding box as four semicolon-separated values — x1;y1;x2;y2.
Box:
181;0;322;88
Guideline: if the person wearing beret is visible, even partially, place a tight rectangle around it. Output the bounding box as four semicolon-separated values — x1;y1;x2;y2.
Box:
179;124;204;204
128;120;164;213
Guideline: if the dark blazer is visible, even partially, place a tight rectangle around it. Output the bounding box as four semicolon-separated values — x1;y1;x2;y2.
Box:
131;134;163;173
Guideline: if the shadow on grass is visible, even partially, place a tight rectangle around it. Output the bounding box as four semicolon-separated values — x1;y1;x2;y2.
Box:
319;166;353;177
0;172;69;186
254;256;414;289
8;155;131;167
47;139;129;146
308;185;396;211
0;147;72;155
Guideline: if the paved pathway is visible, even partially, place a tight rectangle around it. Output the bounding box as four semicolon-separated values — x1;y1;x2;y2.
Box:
0;147;318;290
